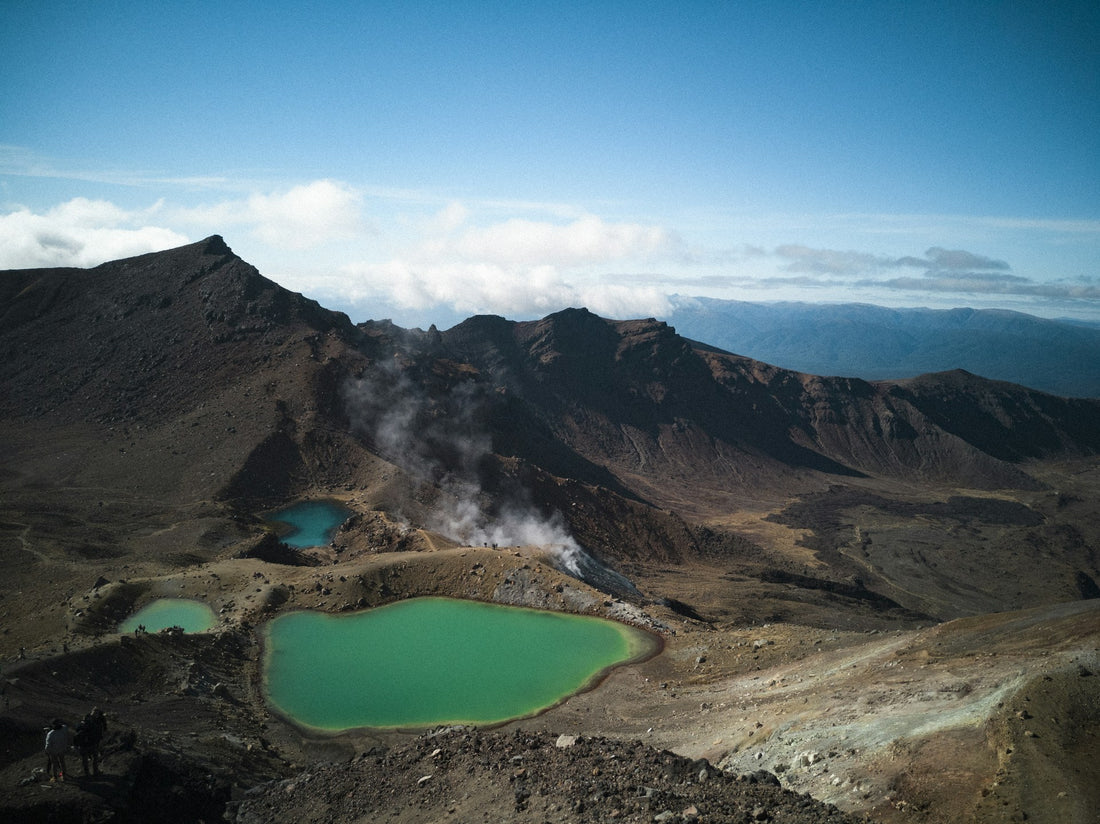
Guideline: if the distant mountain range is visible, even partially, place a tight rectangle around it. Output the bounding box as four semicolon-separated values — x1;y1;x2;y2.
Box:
664;298;1100;398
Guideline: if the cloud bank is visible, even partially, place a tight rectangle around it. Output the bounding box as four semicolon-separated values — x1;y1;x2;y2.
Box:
764;243;1098;304
0;179;365;269
2;180;1096;321
174;179;366;249
337;207;680;320
775;244;1011;277
0;199;188;269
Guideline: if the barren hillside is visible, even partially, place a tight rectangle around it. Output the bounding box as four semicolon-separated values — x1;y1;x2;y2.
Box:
1;238;1098;823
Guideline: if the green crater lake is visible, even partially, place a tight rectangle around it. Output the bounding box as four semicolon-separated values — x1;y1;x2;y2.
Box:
263;597;658;730
119;598;216;633
265;500;351;548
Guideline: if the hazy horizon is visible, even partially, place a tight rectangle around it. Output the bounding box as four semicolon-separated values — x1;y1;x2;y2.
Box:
2;1;1097;326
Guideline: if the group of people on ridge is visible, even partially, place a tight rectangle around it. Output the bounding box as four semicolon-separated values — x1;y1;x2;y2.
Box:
44;708;106;781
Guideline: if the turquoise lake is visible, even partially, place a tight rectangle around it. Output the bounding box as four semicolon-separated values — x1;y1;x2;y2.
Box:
264;500;351;548
262;597;658;730
119;598;217;633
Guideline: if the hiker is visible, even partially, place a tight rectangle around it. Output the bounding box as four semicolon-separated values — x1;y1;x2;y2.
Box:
44;718;73;781
74;707;107;776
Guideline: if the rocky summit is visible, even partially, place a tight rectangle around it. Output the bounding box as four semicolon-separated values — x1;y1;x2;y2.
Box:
2;237;1098;823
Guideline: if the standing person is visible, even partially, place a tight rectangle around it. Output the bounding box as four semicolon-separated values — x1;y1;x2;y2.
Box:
75;707;107;776
44;718;72;781
72;717;89;774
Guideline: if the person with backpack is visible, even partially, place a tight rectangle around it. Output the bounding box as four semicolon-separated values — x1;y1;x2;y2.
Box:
74;707;107;776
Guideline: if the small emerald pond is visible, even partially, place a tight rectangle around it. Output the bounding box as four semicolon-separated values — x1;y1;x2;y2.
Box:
262;597;658;730
119;598;216;633
264;500;351;548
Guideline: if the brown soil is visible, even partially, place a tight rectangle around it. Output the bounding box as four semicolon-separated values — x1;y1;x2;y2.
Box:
2;486;1098;823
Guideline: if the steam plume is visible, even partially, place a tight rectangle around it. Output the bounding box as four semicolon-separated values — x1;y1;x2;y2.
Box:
342;357;584;575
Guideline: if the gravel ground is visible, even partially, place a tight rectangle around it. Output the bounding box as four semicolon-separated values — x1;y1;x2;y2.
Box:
234;728;865;824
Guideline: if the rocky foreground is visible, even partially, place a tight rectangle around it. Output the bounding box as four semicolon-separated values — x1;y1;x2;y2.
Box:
233;729;862;824
0;723;863;824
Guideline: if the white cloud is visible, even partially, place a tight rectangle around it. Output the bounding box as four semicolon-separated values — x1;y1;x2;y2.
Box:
436;214;677;268
0;198;189;269
327;207;678;319
0;177;367;270
337;258;671;320
174;179;366;249
5;177;1096;324
433;200;470;234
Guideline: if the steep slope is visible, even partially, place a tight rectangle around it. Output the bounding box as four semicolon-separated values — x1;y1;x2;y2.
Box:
0;237;383;653
6;242;1096;519
437;310;1100;622
891;369;1100;461
441;309;1100;514
0;235;357;428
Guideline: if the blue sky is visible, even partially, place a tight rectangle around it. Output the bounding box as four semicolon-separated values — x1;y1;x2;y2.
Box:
2;0;1098;325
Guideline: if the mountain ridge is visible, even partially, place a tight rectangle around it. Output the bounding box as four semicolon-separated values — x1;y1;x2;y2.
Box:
665;296;1100;397
0;235;362;428
438;308;1098;507
5;237;1098;509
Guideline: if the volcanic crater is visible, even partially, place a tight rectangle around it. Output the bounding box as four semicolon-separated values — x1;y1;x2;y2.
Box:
2;237;1098;823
